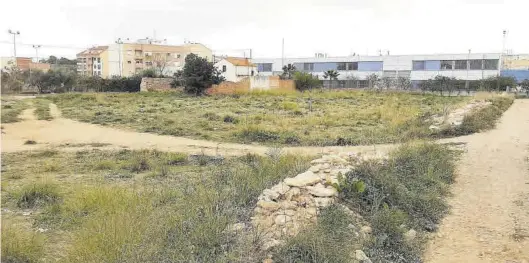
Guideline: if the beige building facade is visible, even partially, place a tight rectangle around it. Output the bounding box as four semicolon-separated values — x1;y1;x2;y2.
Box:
77;41;212;78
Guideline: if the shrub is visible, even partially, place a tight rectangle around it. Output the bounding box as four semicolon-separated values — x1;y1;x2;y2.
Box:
294;72;322;91
164;152;188;165
1;222;45;263
223;115;238;124
24;140;37;145
236;125;281;143
338;142;457;262
15;182;62;208
439;96;513;136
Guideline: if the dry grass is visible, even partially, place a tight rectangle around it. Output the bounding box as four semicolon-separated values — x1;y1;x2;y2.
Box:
48;91;469;146
1;97;28;123
1;149;310;262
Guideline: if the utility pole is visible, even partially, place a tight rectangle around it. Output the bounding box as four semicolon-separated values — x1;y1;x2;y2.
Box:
281;38;285;71
116;38;124;76
498;30;507;91
8;29;20;65
33;45;42;63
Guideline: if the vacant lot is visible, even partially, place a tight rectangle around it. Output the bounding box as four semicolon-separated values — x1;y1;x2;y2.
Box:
48;91;469;146
1;142;458;262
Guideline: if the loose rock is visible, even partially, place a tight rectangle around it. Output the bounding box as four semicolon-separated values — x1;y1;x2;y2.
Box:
355;250;372;263
284;171;321;187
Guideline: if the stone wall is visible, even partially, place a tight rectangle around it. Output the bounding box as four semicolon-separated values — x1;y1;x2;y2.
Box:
249;152;373;251
140;77;176;92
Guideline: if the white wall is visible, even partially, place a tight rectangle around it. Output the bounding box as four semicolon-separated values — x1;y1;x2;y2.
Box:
253;53;502;81
107;44;121;77
215;60;237;82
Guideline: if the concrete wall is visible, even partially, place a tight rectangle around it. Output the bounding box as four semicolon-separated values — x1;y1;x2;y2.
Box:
208;76;294;94
140;77;174;92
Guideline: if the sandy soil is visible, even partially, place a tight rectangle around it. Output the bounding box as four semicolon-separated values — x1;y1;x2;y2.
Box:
425;99;529;263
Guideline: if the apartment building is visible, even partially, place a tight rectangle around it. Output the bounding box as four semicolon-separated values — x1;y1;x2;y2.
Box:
76;46;108;77
253;53;529;86
77;40;212;78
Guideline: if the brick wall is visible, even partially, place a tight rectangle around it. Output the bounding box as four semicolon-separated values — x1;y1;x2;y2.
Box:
140;77;176;92
207;76;295;94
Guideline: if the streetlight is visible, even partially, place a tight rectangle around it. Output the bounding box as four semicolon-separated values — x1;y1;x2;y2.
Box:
8;29;20;63
33;45;42;63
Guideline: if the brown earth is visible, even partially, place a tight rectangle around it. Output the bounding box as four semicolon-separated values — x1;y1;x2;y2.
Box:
425;99;529;263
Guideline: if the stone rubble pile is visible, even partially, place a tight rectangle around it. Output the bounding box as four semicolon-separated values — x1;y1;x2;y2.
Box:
429;100;492;130
250;152;363;250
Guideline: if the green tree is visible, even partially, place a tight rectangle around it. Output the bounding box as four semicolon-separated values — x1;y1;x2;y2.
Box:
381;77;394;90
396;76;411;90
281;64;297;80
293;72;321;91
366;74;380;90
181;53;219;96
323;70;340;89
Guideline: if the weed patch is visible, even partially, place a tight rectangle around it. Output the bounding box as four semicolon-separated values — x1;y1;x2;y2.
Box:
1;99;28;123
15;182;62;208
336;142;457;262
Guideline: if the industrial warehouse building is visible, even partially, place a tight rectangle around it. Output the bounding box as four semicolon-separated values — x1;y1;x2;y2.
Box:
253;53;529;88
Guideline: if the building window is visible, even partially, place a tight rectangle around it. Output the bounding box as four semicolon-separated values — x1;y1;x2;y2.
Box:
94;65;96;69
454;60;468;70
251;70;254;76
98;71;101;76
145;61;152;66
222;65;227;72
469;60;482;70
258;63;272;72
97;65;101;70
483;59;499;70
348;62;358;70
337;62;346;70
413;61;425;70
97;58;101;63
135;59;142;64
440;60;454;70
303;63;314;71
177;54;181;59
127;61;132;64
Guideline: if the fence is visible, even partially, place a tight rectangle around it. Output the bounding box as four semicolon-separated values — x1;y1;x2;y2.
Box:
208;76;295;94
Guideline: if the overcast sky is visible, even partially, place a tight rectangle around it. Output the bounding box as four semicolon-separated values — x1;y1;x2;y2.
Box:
0;0;527;59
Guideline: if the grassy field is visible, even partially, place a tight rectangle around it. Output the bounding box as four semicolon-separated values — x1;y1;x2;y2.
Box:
1;142;457;262
48;91;470;146
1;149;310;262
1;97;29;123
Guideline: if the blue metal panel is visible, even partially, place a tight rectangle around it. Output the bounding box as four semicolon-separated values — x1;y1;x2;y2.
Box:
424;60;441;71
257;64;264;72
501;70;529;82
313;62;338;71
358;61;383;71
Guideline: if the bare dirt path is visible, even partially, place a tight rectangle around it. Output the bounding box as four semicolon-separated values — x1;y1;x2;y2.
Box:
1;103;396;157
425;99;529;263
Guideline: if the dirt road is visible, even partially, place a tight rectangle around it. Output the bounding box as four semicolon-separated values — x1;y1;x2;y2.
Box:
425;99;529;262
0;103;394;158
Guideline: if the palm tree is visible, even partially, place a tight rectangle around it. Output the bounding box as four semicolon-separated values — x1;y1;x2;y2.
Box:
281;64;297;80
323;70;340;88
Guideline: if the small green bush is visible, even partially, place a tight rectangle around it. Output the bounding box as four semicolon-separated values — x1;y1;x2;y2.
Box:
236;125;280;142
164;152;188;165
223;115;238;124
338;142;457;262
439;97;513;136
24;140;37;145
15;182;61;208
